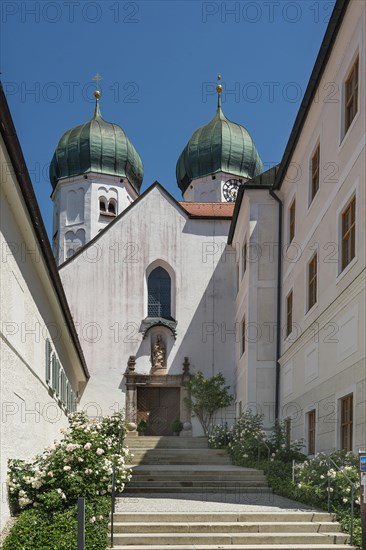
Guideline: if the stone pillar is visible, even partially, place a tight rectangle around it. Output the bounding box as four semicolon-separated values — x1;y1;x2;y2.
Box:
181;357;192;437
125;356;137;436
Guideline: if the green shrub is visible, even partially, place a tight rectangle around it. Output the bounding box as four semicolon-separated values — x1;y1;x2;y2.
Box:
171;419;183;434
208;424;230;448
263;450;361;549
7;411;132;515
2;497;110;550
184;371;233;435
228;409;265;466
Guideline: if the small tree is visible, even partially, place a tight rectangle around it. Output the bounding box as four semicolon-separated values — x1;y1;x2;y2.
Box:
184;371;233;435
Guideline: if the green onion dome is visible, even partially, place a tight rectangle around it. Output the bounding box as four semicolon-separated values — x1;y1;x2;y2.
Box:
176;102;263;193
50;94;143;193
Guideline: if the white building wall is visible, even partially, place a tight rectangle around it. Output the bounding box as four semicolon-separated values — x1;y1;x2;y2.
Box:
233;190;278;430
0;135;87;529
279;0;366;453
60;186;237;431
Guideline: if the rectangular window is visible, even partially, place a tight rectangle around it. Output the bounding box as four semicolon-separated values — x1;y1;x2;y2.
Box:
310;144;320;202
242;242;247;279
286;291;293;337
289;199;295;243
307;410;316;455
340;394;353;451
241;318;246;356
341;196;356;271
345;56;359;134
308;253;317;311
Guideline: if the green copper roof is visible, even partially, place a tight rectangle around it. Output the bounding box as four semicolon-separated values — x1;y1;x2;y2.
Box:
49;99;143;192
176;103;263;193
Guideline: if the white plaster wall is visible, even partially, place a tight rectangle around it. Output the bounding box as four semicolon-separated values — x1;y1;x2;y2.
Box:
60;186;237;429
0;137;87;529
233;190;278;429
279;0;366;453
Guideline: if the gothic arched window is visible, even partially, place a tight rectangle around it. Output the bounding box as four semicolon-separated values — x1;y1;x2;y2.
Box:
148;267;171;319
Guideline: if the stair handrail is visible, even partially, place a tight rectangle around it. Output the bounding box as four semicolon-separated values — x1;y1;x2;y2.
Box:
256;434;271;476
326;455;356;546
110;418;124;549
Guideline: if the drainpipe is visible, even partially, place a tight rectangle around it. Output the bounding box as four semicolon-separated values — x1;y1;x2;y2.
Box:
269;189;282;420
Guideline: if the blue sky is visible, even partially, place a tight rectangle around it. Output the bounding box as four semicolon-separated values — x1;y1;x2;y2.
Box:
1;0;336;237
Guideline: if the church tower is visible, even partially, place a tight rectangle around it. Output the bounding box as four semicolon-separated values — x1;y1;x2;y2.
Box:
176;75;263;203
49;87;143;265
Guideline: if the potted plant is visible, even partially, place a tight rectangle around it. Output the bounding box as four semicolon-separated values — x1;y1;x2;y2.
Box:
171;418;183;436
137;419;147;436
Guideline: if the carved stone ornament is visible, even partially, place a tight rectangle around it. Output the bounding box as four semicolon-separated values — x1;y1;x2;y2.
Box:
152;335;166;371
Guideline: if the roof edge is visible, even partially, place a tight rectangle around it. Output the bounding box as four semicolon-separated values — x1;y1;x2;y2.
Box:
0;82;89;380
274;0;350;189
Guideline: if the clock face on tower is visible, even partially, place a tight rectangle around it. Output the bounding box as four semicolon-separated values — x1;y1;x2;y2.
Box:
223;179;241;202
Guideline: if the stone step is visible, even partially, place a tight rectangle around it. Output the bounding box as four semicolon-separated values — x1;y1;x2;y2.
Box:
110;521;341;534
109;545;354;550
112;512;335;523
122;485;272;496
130;477;267;483
125;480;268;488
108;532;348;546
132;457;230;466
125;437;209;449
129;453;229;460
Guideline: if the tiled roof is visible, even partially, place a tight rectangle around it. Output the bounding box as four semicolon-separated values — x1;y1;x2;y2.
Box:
180;202;235;218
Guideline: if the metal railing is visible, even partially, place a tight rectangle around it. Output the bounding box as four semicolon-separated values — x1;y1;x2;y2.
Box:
77;496;85;550
326;456;356;547
110;420;124;549
292;456;357;547
256;435;271;476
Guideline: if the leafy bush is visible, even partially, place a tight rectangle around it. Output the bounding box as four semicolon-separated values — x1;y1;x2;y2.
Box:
228;409;265;466
225;412;361;548
7;411;132;515
171;419;183;434
267;419;305;463
184;371;233;435
262;450;361;549
208;424;230;448
2;497;110;550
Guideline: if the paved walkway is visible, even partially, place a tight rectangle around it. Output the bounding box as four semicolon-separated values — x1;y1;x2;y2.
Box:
116;492;316;513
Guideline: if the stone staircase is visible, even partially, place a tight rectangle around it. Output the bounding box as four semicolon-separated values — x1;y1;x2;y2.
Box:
109;436;354;549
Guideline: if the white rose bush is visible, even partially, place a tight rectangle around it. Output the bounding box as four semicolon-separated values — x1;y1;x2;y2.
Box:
209;411;361;547
4;412;132;549
7;411;132;514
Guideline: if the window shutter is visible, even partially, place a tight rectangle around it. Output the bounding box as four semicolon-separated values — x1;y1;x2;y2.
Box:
51;353;57;392
60;370;66;404
45;339;51;384
55;359;61;397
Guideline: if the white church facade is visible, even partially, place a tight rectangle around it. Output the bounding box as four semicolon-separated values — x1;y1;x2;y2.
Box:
1;0;365;528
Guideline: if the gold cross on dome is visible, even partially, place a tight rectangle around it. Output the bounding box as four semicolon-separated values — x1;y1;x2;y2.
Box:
92;72;103;91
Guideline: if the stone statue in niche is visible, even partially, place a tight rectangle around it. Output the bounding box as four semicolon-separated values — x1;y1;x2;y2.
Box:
152;335;166;370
